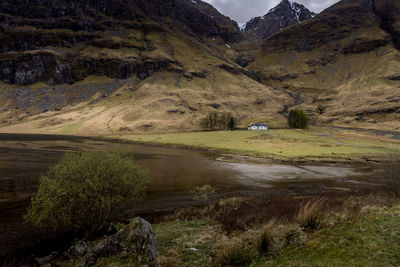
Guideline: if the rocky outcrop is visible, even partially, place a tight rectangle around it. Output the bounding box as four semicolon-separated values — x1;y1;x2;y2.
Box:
66;241;88;257
388;74;400;81
31;218;158;266
82;217;158;266
243;0;315;40
70;57;175;81
0;51;177;85
0;52;56;85
342;37;389;54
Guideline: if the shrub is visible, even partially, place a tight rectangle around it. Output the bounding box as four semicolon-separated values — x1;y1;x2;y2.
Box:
383;158;400;197
296;197;325;230
216;243;253;267
288;109;309;129
24;151;148;235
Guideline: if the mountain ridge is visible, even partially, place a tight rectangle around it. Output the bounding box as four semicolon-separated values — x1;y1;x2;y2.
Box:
243;0;316;40
0;0;400;134
249;0;400;130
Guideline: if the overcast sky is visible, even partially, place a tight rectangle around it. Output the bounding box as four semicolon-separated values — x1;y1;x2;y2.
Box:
203;0;340;24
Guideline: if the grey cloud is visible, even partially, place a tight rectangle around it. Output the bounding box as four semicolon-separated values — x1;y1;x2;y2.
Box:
203;0;340;24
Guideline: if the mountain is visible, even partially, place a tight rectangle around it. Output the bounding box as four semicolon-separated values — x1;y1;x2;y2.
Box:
243;0;316;40
0;0;400;134
249;0;400;130
0;0;290;134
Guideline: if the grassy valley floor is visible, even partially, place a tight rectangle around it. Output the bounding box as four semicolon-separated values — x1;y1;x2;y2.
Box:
114;127;400;163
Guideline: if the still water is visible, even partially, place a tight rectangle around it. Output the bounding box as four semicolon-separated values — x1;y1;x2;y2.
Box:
0;133;383;255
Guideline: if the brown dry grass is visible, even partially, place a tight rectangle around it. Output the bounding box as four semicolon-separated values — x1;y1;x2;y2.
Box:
215;242;254;267
157;250;180;267
257;219;276;255
296;197;326;230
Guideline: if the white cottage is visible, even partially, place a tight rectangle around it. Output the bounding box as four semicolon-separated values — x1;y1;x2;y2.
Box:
248;123;268;131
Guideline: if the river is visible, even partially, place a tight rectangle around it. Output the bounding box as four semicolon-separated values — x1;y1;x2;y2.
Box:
0;133;384;256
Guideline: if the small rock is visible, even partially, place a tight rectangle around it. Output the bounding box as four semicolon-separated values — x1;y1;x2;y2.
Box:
35;252;58;265
65;241;88;257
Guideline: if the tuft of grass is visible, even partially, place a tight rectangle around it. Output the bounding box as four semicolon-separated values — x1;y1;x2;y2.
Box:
257;220;276;255
281;224;307;247
157;250;180;267
216;242;254;267
297;197;326;231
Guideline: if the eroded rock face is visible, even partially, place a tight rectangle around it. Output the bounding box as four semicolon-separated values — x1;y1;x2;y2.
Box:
0;51;176;85
82;217;158;266
0;52;56;85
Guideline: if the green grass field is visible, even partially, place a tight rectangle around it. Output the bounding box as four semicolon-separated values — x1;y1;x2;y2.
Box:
261;204;400;267
115;127;400;162
151;204;400;267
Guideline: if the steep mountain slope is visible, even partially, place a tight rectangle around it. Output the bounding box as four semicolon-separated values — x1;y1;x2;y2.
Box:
243;0;315;40
249;0;400;130
0;0;291;134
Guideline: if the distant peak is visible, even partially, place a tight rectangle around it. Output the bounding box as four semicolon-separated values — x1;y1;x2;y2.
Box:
244;0;316;40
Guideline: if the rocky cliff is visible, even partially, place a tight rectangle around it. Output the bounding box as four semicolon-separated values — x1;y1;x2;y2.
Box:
243;0;315;40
